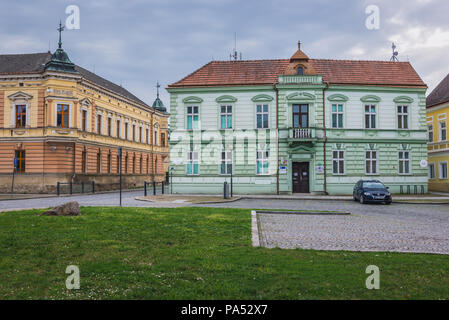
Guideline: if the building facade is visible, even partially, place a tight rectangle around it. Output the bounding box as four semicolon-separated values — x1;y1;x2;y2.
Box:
426;74;449;192
168;43;428;195
0;33;169;193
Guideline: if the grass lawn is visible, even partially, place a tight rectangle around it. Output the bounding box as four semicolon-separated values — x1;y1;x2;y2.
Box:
0;206;448;300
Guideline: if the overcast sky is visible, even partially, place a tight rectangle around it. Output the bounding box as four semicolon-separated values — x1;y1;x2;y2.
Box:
1;0;447;109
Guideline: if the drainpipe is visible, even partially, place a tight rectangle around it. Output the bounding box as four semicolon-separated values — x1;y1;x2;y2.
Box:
323;81;329;195
275;85;279;195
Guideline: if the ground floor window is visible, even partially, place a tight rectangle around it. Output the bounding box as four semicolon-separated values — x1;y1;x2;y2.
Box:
97;151;101;173
116;155;120;174
256;150;269;175
187;151;198;175
220;150;232;174
365;150;377;175
107;152;112;174
398;151;410;174
332;150;345;175
439;162;448;179
15;150;25;173
81;149;87;173
428;163;435;179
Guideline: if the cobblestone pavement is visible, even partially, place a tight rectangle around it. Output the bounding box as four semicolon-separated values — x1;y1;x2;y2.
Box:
201;199;449;254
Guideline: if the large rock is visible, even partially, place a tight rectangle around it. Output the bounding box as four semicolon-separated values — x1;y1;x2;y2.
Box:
41;201;81;216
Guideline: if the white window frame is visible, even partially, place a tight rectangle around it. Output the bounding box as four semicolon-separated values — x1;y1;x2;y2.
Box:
397;105;409;130
332;150;345;175
364;104;377;129
428;162;435;179
365;150;378;175
220;105;233;130
439;161;448;179
116;118;121;138
220;150;233;175
154;126;159;146
256;150;270;175
256;104;269;129
439;121;447;141
186;151;199;175
398;150;411;175
331;103;344;129
428;124;433;142
186;105;199;130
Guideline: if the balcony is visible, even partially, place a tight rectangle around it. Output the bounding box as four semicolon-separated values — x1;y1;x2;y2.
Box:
278;75;323;85
288;127;316;140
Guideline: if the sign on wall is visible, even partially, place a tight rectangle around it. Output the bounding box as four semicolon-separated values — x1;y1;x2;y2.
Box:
315;165;324;173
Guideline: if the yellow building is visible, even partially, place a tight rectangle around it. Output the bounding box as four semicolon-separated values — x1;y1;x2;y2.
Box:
0;26;169;193
426;74;449;192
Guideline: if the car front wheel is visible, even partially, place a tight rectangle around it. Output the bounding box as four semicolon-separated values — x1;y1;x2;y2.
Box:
360;195;365;204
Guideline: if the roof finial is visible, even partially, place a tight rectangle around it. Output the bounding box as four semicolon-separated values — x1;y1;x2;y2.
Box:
298;40;301;50
57;20;64;49
390;42;399;62
156;81;161;98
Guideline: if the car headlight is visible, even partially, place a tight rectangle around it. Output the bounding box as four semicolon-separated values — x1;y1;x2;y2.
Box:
364;192;371;196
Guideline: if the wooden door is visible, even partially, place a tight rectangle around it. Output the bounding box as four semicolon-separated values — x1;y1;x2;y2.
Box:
292;162;309;193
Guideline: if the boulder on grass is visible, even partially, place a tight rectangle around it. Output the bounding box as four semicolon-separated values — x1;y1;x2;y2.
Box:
41;201;81;216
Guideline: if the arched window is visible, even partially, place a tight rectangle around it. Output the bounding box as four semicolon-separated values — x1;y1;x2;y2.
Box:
297;67;304;75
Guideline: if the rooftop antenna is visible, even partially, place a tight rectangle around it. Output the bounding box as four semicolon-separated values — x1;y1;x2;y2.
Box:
156;81;161;99
390;42;399;62
230;32;242;61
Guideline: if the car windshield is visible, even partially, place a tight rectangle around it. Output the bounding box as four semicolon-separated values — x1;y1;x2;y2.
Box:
363;182;385;189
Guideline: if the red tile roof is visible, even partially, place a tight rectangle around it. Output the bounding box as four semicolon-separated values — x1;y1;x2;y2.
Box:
168;59;426;88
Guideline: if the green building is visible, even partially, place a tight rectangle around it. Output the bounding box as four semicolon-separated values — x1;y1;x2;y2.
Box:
167;43;428;195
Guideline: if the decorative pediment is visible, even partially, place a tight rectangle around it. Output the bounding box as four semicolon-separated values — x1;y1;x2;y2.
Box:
286;92;316;101
288;143;315;153
360;95;381;103
327;94;349;102
8;91;33;101
393;96;414;104
182;96;203;104
79;98;92;107
251;94;274;102
216;95;237;103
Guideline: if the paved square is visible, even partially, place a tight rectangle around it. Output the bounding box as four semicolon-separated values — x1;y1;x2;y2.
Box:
257;210;449;254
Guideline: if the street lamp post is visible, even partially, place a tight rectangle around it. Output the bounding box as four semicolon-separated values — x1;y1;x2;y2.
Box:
170;167;174;194
118;147;122;207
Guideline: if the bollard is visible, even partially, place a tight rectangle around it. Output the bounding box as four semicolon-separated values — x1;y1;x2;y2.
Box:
414;185;417;195
81;182;85;194
162;182;165;194
144;181;147;196
153;181;156;195
92;181;95;193
407;185;410;194
57;182;60;196
223;181;229;199
70;181;73;195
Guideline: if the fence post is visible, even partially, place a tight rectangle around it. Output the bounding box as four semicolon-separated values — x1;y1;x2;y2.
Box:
92;181;95;193
144;181;147;196
421;185;425;194
153;181;156;195
162;182;164;194
81;182;84;194
69;181;73;195
57;182;60;196
414;185;417;195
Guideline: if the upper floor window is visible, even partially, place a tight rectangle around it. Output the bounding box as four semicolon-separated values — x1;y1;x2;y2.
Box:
124;122;129;140
154;127;159;145
132;124;136;141
440;121;447;141
331;104;344;128
57;104;69;128
332;150;345;175
15;105;26;128
220;150;233;174
364;105;376;129
297;67;304;75
256;104;269;129
397;105;409;129
146;128;149;144
187;106;199;130
439;162;448;179
366;150;377;175
107;117;112;136
161;132;166;147
81;110;88;131
96;114;102;134
428;124;433;142
256;150;269;175
428;163;435;179
398;151;410;174
139;127;143;143
116;120;121;138
220;105;233;129
293;104;308;128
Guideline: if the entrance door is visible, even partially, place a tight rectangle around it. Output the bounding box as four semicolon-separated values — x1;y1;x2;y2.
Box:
292;162;309;193
292;104;309;128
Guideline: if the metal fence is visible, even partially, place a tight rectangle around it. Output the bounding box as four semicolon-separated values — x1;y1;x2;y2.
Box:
399;185;425;195
56;181;95;196
144;181;169;196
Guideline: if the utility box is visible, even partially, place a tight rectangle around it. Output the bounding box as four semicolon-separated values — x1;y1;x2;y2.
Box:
223;181;230;199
